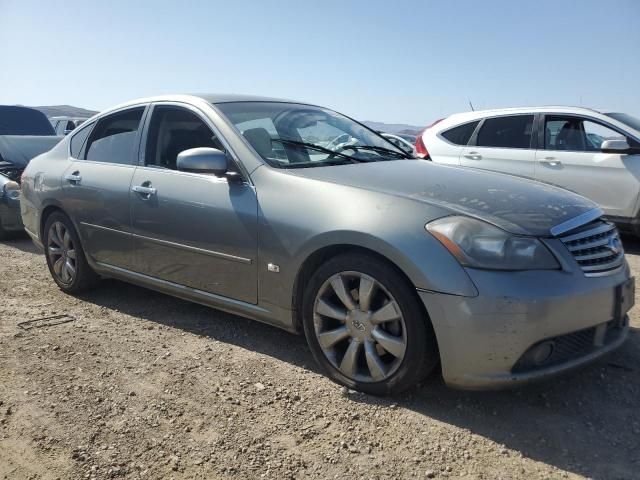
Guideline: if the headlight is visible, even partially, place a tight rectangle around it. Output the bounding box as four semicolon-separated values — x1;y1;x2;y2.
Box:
426;215;559;270
2;181;20;199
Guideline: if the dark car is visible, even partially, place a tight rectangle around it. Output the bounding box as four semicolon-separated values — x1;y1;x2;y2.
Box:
0;106;62;238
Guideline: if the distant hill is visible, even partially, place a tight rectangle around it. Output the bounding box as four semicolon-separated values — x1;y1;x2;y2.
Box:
362;121;423;135
32;105;98;118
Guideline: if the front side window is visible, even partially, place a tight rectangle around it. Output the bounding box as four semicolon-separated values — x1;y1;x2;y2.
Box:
441;121;479;146
215;102;408;168
145;106;224;170
476;115;534;149
84;108;144;164
545;116;626;151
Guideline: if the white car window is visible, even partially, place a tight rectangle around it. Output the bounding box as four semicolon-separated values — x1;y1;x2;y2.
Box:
476;115;534;149
545;116;625;152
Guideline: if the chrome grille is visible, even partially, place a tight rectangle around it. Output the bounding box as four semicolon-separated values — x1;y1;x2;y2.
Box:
558;219;624;276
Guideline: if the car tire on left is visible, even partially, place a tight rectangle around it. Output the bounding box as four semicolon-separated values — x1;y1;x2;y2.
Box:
43;212;99;293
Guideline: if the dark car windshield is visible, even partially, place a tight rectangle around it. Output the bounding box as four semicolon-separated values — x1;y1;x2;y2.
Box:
605;112;640;133
215;102;410;168
0;106;56;136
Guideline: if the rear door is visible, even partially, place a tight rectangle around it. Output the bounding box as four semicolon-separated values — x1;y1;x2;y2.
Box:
459;114;536;178
62;106;147;269
130;103;258;303
535;114;640;218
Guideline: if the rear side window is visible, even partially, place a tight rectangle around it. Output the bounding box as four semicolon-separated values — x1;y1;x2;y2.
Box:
84;108;145;164
441;121;479;145
476;115;534;149
70;123;93;158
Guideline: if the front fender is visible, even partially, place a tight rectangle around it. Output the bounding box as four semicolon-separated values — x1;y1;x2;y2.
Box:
252;167;478;314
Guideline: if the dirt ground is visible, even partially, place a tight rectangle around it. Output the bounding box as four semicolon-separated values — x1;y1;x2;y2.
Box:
1;235;639;480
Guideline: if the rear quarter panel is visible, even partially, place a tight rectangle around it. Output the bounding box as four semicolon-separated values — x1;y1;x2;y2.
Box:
20;139;70;238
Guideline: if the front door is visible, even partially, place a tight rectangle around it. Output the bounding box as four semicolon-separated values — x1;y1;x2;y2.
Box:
62;106;146;269
459;114;536;178
535;115;640;218
130;104;258;303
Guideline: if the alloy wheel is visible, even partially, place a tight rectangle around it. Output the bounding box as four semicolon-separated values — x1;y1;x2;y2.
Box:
313;271;407;383
47;221;77;285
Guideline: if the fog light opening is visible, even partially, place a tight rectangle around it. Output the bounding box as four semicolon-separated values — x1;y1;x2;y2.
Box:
532;341;555;365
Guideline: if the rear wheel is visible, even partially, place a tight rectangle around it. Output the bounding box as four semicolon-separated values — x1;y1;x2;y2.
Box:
302;253;438;395
43;212;99;293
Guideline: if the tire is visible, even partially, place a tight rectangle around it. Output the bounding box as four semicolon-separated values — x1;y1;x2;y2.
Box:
302;253;439;396
43;211;99;293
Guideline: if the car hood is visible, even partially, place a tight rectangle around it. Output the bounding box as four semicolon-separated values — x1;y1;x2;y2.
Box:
0;135;62;168
288;160;598;236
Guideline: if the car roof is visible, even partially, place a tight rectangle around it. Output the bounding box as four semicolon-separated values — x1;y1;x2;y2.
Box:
195;93;300;104
428;105;638;137
446;105;603;121
90;94;317;120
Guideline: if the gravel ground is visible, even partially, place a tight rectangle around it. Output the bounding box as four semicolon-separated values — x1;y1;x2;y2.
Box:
1;235;639;480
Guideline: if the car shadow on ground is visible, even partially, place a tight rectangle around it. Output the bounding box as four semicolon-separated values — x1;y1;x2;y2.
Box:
2;233;40;254
77;276;640;480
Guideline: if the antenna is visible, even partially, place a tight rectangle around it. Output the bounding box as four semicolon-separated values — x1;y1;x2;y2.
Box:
468;100;475;111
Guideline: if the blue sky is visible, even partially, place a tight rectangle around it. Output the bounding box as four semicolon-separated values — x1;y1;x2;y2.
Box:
1;0;638;126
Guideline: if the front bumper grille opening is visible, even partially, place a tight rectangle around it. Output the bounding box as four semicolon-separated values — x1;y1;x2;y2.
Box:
558;219;624;276
512;320;626;374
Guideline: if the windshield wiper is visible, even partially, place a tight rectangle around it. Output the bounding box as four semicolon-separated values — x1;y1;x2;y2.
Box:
343;145;412;159
272;138;362;163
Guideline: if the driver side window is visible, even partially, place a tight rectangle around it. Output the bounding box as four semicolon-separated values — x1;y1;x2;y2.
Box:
545;116;626;152
145;106;224;170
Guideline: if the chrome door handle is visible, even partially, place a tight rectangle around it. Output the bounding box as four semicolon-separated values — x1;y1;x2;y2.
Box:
540;157;562;166
64;173;82;184
132;185;157;197
463;152;482;160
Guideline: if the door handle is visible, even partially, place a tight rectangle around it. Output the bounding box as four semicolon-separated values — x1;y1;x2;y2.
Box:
132;184;157;198
540;157;562;166
463;152;482;160
64;172;82;184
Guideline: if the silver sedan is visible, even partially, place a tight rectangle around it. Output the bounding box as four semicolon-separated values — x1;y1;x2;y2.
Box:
20;94;634;395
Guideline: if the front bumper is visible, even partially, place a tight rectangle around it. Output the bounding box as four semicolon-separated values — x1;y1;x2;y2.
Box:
420;262;633;390
0;194;24;233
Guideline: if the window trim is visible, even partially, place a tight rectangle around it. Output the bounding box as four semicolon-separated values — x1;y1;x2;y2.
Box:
68;120;96;160
469;113;536;150
437;120;481;147
539;113;637;153
80;104;149;166
138;101;252;185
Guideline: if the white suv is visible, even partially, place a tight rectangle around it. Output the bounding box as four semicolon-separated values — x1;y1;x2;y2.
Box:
417;107;640;234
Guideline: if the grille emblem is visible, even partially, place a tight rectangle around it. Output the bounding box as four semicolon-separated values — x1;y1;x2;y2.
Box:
607;236;622;255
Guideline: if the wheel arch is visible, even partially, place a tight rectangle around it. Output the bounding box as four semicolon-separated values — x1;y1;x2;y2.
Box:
39;201;67;240
291;243;431;332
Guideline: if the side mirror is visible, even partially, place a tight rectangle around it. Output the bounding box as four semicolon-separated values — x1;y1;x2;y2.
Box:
177;147;228;176
601;139;630;154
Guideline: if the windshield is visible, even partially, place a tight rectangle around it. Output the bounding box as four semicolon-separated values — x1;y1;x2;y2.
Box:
0;106;56;136
215;102;410;168
605;112;640;133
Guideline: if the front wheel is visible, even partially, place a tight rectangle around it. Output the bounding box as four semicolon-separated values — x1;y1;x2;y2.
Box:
43;212;99;293
302;253;439;396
